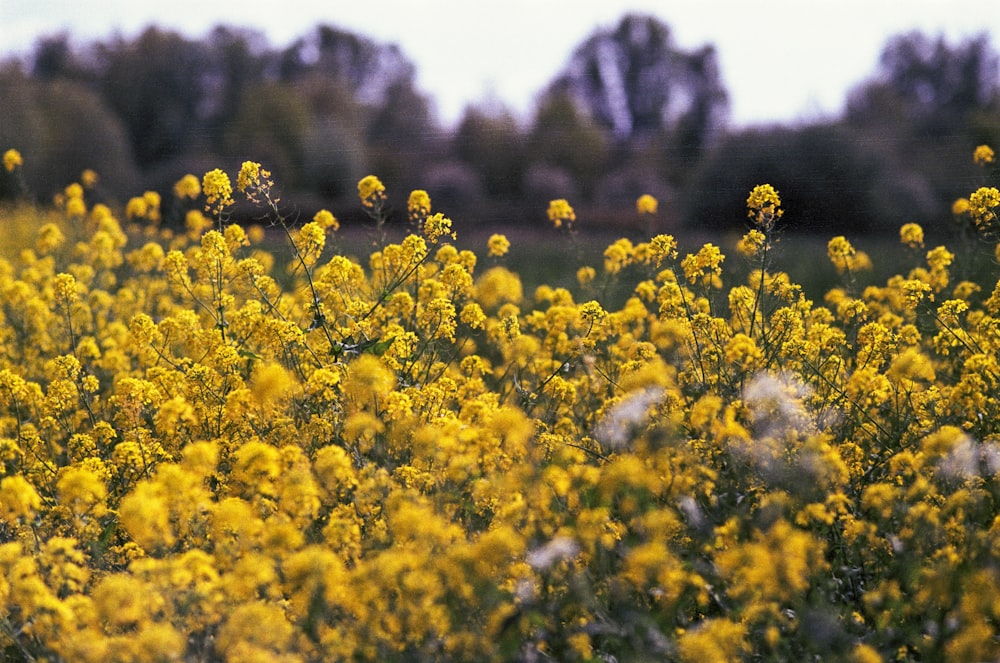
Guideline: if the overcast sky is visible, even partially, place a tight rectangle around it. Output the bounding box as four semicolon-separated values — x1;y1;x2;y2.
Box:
2;0;998;127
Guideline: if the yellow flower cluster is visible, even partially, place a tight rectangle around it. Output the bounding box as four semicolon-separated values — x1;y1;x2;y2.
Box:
173;173;201;200
1;149;1000;661
55;180;87;218
970;186;1000;228
636;193;658;215
487;233;510;258
3;148;23;172
125;191;162;223
407;189;432;225
899;221;925;249
547;198;576;228
202;168;234;216
974;143;995;165
358;174;386;210
423;212;456;244
235;160;274;207
313;208;339;231
746;182;783;230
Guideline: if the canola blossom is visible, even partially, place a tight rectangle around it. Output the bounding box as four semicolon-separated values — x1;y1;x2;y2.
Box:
636;193;658;216
547;198;576;228
1;153;1000;661
2;148;22;172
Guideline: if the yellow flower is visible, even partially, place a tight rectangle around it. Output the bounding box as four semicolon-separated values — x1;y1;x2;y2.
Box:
143;189;161;217
899;222;924;249
677;618;749;662
681;243;725;287
636;193;658;215
56;465;108;520
293;221;326;265
423;212;456;243
185;209;212;236
230;440;282;498
827;235;856;272
900;278;933;307
65;195;87;218
125;196;149;220
0;475;42;522
3;148;23;172
53;272;79;305
313;208;339;231
357;174;386;209
477;266;523;310
973;144;995;165
969;186;1000;227
93;574;154;629
603;237;634;274
936;298;968;327
724;332;762;369
736;229;767;258
237;160;270;194
215;601;296;658
926;245;954;273
343;353;396;403
499;312;520;341
174;173;201;199
460;302;487;329
247;224;266;243
35;222;66;255
547;198;576;228
81;168;99;189
313;445;358;497
568;632;593;659
487;233;510;257
64;182;83;200
851;643;884;663
420;297;458;340
647;234;678;267
407;189;432;223
579;300;607;323
250;362;297;410
746;183;783;228
202;168;234;214
60;182;86;216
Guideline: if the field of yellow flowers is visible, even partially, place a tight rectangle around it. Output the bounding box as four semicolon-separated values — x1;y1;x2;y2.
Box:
1;146;1000;662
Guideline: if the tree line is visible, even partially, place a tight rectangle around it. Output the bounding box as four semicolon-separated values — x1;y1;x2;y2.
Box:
2;13;999;235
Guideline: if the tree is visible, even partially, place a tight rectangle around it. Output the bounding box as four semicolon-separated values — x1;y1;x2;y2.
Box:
278;25;416;108
527;90;609;201
847;31;1000;135
224;82;312;188
93;28;214;166
277;25;437;195
196;26;271;137
547;13;728;151
845;32;1000;221
294;76;368;199
454;104;526;198
685;124;899;235
355;77;438;195
0;68;139;199
31;33;86;81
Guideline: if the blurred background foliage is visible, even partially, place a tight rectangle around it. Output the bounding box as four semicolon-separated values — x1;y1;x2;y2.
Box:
2;14;999;237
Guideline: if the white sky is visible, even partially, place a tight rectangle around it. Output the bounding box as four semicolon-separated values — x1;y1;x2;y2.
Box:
2;0;998;128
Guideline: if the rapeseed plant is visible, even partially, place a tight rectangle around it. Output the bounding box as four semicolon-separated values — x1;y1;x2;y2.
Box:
0;148;999;661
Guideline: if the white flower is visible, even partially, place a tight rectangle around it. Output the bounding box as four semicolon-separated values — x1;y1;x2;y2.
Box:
594;387;664;450
527;536;579;571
